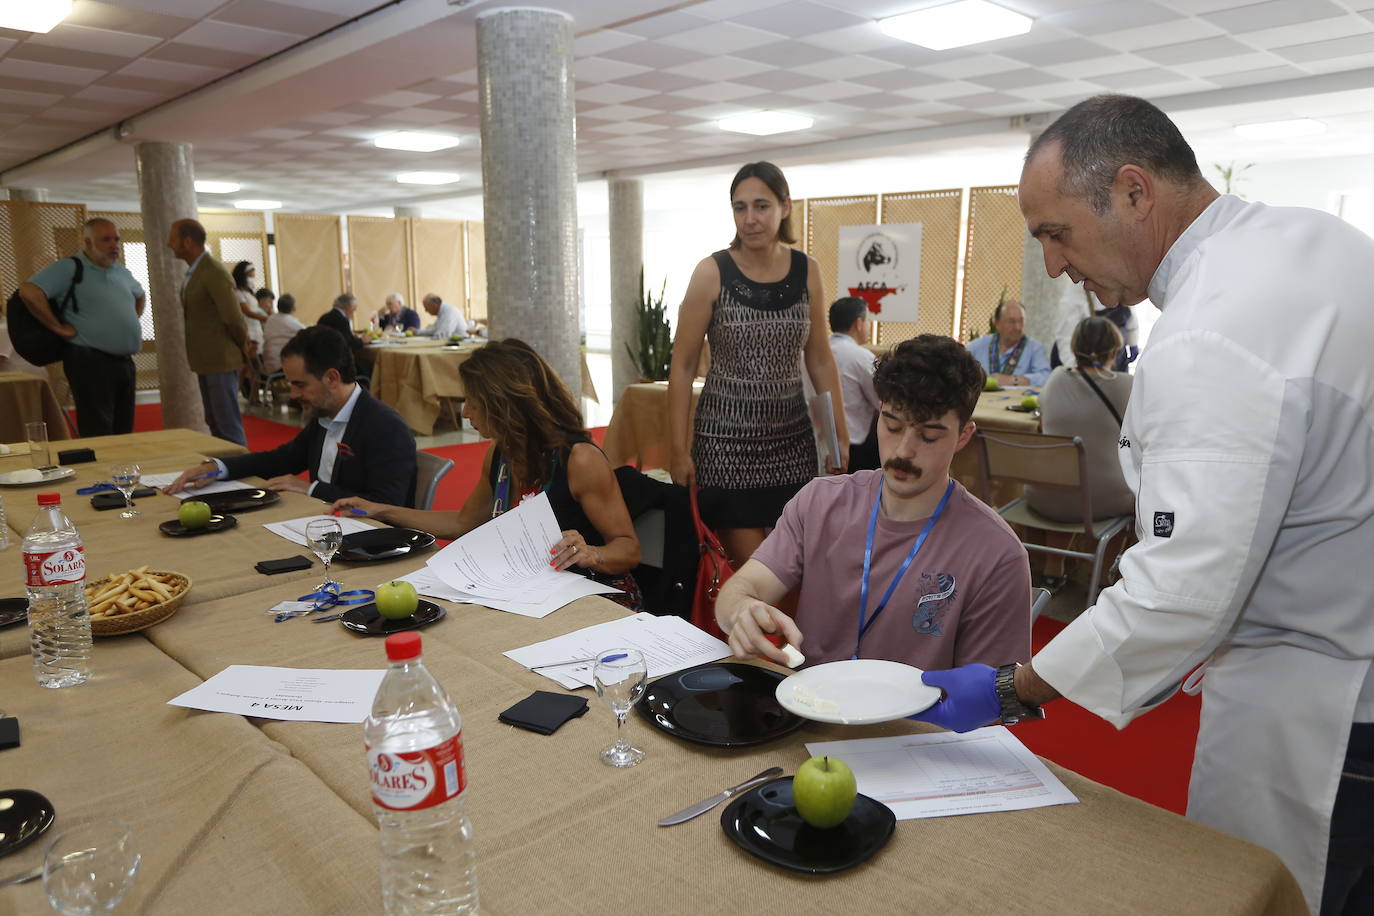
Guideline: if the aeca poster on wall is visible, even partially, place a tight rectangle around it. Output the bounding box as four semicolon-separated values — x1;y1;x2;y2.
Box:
837;222;923;323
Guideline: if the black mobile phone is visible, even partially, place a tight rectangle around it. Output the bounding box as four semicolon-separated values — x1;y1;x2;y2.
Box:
91;489;157;510
254;555;313;575
0;716;19;751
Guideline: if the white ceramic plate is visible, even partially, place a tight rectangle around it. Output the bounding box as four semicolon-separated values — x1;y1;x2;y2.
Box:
775;659;941;725
0;466;75;487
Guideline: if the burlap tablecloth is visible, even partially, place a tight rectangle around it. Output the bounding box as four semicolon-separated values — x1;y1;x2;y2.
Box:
0;637;380;915
602;381;700;470
0;370;70;443
369;340;478;435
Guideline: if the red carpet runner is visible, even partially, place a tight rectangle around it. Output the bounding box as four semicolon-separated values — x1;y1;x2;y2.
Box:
134;402;1199;815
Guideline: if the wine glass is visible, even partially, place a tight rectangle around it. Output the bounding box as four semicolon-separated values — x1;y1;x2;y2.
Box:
43;819;141;915
305;518;343;592
110;463;141;519
593;648;647;768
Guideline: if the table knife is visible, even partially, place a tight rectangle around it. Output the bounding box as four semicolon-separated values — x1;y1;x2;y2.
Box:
657;766;783;826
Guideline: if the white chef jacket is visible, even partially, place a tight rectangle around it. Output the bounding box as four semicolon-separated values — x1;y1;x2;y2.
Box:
1033;194;1374;914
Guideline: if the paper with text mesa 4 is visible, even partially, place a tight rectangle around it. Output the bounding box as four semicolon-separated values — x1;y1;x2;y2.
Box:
806;726;1078;820
425;492;619;617
168;665;386;723
504;612;731;689
141;471;249;500
264;514;378;546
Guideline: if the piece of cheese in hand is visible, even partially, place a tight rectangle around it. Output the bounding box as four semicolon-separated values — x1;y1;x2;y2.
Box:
780;643;806;668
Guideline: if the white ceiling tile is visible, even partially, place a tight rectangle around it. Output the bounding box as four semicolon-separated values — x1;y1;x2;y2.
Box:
32;107;112;123
1044;53;1154;79
578;103;664;122
118;58;229;84
731;1;869;38
1202;0;1344;33
71;85;158;105
657;21;785;54
30;24;163;58
917;54;1029;80
366;90;442;108
1274;32;1374;62
1206;64;1305;86
0;59;106;86
1136;35;1251;65
667;81;765;102
901;79;992;101
386;108;460;125
582;121;664;136
297;111;369;126
783;80;877;101
1004;38;1119;65
576;83;660;105
1170;51;1284;77
574;57;651;83
115;0;225;15
1240;16;1374;50
1095;16;1225;51
663;56;774;81
1044;0;1182;33
573;30;641;58
1157;0;1249;12
1009;78;1109;99
689;0;794;20
786;55;899;81
618;11;714;40
170;19;298;56
796;23;901;53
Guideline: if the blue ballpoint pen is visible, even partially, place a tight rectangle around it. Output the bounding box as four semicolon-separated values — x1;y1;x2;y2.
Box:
187;468;222;483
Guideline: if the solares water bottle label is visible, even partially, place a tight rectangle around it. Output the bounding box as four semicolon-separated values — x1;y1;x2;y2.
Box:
24;546;85;586
368;731;467;811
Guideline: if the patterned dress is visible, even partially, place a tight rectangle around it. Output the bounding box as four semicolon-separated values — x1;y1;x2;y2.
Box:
692;248;817;528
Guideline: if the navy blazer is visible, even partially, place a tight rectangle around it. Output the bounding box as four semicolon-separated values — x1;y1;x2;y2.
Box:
221;387;417;506
317;308;365;358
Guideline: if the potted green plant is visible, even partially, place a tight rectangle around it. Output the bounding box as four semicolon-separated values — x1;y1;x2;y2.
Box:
626;268;672;382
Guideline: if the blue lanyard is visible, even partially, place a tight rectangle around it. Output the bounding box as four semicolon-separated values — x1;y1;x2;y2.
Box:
856;478;954;657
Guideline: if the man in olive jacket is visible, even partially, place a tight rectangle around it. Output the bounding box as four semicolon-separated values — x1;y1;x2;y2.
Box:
169;218;247;446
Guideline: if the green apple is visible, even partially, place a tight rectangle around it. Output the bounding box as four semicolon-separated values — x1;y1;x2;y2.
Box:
374;580;419;620
178;500;213;530
984;376;1000;391
792;755;858;829
1021;394;1039;410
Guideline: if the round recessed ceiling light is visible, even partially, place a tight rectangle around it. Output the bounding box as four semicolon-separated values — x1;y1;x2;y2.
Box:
396;171;461;185
374;131;461;152
717;111;814;136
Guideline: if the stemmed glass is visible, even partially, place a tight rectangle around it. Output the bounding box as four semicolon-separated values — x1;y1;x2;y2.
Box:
43;819;141;915
110;463;141;519
593;648;648;768
305;518;343;592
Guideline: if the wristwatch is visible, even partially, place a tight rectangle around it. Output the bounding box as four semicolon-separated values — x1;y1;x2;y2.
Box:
995;663;1045;725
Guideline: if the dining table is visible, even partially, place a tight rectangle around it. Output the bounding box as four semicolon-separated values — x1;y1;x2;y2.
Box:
0;429;1306;915
0;371;71;444
367;336;482;436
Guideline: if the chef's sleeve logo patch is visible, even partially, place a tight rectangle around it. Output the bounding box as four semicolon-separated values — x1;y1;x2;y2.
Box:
1153;512;1175;538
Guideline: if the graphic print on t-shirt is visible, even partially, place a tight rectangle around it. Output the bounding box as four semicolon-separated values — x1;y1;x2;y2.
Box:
912;572;956;637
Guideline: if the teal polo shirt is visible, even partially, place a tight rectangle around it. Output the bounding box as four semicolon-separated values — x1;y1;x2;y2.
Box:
28;252;144;356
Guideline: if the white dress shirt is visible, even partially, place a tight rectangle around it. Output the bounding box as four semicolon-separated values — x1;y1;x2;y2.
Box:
828;333;879;445
261;312;306;373
310;382;363;492
422;302;463;339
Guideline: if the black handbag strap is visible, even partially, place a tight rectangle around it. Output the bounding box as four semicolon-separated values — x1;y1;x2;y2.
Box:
56;256;82;317
1076;368;1122;427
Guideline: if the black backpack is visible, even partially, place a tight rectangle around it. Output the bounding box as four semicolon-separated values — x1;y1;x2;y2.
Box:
5;256;82;365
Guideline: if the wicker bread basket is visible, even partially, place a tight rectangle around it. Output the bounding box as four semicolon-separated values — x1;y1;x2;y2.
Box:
87;570;191;637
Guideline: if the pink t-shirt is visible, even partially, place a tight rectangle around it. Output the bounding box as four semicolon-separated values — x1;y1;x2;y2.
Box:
752;471;1031;670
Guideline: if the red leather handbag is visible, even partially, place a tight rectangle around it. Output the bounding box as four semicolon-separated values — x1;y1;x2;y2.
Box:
689;484;731;640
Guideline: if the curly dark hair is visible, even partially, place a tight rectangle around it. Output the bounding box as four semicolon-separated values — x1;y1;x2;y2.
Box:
873;335;985;426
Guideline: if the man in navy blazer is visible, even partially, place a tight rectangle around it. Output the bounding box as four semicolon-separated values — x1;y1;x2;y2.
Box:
163;326;416;506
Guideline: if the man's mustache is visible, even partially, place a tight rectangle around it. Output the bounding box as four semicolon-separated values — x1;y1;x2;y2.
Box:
884;457;920;477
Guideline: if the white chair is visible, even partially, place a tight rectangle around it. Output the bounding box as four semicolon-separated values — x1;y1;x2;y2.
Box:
414;451;454;511
975;430;1132;606
1030;586;1051;623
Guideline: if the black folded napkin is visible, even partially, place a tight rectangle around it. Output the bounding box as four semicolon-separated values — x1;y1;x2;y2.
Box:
499;691;589;735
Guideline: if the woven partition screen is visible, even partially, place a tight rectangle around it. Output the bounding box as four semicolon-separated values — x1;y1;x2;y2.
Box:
348;216;411;323
412;218;465;314
200;210;270;290
876;188;963;345
961;185;1025;343
465;221;486;321
274;213;344;326
790;198;806;254
805;195;878;302
0;201;87;295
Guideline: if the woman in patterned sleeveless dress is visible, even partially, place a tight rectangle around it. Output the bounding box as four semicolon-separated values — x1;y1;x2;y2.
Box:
667;161;850;567
329;339;644;610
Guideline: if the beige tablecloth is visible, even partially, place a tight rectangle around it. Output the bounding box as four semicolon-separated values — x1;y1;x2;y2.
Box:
369;340;479;435
0;370;71;443
602;381;699;470
0;431;1306;915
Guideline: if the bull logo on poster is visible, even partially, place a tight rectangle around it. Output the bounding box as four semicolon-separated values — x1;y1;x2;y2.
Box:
838;222;923;323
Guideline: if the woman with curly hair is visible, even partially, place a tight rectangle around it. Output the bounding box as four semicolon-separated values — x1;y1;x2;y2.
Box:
332;339;643;609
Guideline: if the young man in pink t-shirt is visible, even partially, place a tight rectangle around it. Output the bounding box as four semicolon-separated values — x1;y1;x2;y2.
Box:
716;335;1031;671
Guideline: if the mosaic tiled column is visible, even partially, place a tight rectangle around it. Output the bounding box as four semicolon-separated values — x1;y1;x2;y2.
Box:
6;187;48;201
135;141;208;434
477;7;580;390
609;178;643;400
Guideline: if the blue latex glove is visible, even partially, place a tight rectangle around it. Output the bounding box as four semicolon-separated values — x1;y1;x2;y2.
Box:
910;664;1000;733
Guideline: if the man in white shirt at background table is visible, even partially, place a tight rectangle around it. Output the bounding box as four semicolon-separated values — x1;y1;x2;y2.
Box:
418;293;465;340
827;296;880;472
918;93;1374;916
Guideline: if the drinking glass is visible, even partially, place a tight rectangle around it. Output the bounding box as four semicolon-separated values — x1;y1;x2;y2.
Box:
110;463;141;519
305;518;343;592
593;648;647;768
43;819;140;915
26;421;50;470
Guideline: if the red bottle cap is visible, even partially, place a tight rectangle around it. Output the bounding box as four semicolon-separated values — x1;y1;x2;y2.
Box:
385;631;422;662
37;493;60;506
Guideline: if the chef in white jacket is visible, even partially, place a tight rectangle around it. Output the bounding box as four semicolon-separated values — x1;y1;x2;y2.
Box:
914;94;1374;916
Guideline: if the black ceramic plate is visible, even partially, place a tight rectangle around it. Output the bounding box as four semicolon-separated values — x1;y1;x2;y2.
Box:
0;597;26;629
336;527;436;563
196;488;281;513
340;599;445;635
1005;404;1038;413
720;777;895;874
636;662;803;748
158;514;237;537
0;789;56;860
